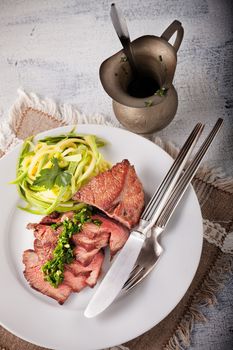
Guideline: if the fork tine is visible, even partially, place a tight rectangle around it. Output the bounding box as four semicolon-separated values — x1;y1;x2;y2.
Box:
124;265;158;291
123;267;145;290
125;264;141;283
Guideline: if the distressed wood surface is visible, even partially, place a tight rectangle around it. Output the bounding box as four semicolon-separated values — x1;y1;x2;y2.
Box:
0;1;232;349
0;0;232;173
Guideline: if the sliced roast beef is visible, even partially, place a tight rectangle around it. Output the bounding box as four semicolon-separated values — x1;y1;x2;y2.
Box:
23;250;72;305
24;220;103;303
108;221;129;256
63;271;87;292
72;159;144;229
67;251;104;287
23;210;128;304
71;214;129;258
86;214;129;256
27;223;59;247
33;238;54;263
64;254;104;291
39;211;60;225
72;228;109;252
74;245;100;266
85;253;104;287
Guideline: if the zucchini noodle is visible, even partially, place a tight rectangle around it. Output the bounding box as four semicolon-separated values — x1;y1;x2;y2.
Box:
11;130;111;215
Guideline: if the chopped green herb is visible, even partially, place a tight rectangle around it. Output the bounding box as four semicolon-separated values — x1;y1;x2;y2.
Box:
155;87;168;97
92;219;102;226
120;55;128;62
51;222;63;230
42;207;102;287
33;158;72;189
144;100;153;107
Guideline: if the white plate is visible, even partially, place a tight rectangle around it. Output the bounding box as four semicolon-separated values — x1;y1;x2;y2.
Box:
0;125;203;350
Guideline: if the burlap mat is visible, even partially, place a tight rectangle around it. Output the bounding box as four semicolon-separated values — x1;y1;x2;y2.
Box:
0;90;232;350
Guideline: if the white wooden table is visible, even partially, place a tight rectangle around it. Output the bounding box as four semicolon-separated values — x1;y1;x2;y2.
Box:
0;1;232;349
0;0;232;173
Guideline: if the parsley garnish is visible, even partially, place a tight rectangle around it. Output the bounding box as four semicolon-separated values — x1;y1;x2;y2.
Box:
144;100;153;107
42;207;102;287
155;87;168;97
120;55;128;62
33;158;72;189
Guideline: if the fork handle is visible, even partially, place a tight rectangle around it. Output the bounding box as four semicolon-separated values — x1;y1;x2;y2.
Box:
141;123;204;228
158;118;223;228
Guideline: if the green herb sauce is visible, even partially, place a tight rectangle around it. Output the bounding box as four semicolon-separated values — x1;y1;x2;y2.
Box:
41;207;101;287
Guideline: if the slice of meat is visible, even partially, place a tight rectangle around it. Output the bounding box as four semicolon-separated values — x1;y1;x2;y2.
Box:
63;271;87;292
72;228;109;252
33;238;55;263
72;214;129;257
72;159;144;229
108;222;129;256
28;223;59;246
39;211;60;225
74;245;100;266
85;252;105;287
89;215;129;256
67;251;104;288
60;211;75;222
23;250;72;305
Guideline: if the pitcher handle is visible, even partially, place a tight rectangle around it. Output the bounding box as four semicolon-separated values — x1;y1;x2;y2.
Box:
161;20;184;53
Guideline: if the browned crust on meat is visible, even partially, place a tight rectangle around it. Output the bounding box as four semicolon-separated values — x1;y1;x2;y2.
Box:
72;159;144;228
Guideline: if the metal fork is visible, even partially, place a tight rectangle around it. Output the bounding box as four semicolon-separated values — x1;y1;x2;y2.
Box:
123;118;223;291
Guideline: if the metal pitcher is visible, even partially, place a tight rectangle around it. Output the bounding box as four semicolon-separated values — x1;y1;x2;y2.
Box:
99;20;184;134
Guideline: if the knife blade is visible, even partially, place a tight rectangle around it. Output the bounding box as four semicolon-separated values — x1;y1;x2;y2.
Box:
84;230;145;318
